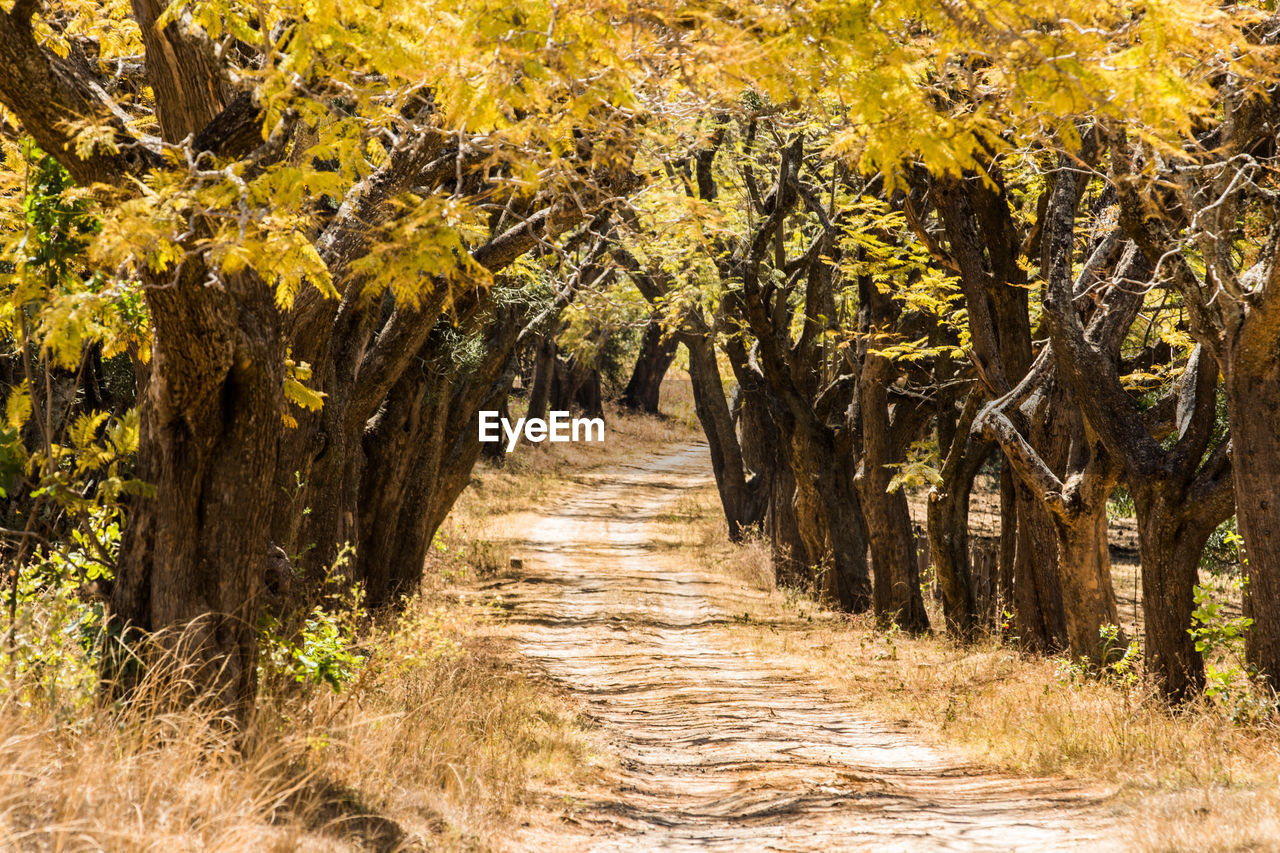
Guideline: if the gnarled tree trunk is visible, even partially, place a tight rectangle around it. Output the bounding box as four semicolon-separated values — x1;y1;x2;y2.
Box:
857;325;929;633
111;268;285;716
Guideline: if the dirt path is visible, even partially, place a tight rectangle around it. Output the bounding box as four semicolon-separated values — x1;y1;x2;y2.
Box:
492;444;1120;852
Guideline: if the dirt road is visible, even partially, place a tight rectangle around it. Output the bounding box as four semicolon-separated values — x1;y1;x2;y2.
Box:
494;444;1118;851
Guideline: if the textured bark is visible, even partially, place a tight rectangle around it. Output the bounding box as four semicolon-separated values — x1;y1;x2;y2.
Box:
357;313;521;607
996;466;1016;614
857;292;929;633
768;460;808;587
738;380;806;587
785;425;872;611
1020;382;1075;651
1128;487;1214;699
130;0;228;142
1009;486;1067;650
726;337;801;588
927;391;989;637
682;333;766;538
1053;507;1120;661
1224;338;1280;688
110;267;284;715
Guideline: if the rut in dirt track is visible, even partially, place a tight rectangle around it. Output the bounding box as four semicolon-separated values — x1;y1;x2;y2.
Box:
491;444;1119;852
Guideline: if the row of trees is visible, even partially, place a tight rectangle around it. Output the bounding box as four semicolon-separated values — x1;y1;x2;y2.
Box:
0;0;1278;713
631;117;1238;701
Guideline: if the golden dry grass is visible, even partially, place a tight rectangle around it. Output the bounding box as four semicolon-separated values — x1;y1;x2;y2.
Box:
0;590;593;851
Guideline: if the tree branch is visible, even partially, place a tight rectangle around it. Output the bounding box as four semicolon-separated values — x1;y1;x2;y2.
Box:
0;8;155;185
978;408;1067;517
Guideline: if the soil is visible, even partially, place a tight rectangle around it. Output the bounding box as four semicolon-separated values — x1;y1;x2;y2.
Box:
485;444;1124;851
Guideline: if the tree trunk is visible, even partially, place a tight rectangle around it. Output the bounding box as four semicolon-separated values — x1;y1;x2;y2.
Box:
110;270;284;717
270;331;366;585
550;353;604;418
356;318;521;608
790;458;831;597
818;451;873;612
997;463;1017;617
1010;485;1068;650
858;353;929;633
785;432;871;611
928;435;989;637
768;457;807;588
726;338;803;588
622;316;677;413
1052;501;1121;662
1224;360;1280;689
356;366;439;607
680;334;765;538
860;466;928;632
1132;487;1211;700
527;335;556;423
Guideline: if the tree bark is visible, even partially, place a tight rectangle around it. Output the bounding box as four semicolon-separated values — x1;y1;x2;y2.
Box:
1053;505;1121;661
1130;486;1217;699
1223;344;1280;688
927;391;989;637
110;268;284;716
681;333;766;538
356;313;522;607
858;322;929;633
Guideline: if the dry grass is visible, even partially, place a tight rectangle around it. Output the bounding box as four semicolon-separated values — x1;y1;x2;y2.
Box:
0;383;701;852
1130;787;1280;851
660;480;1280;851
0;566;591;852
